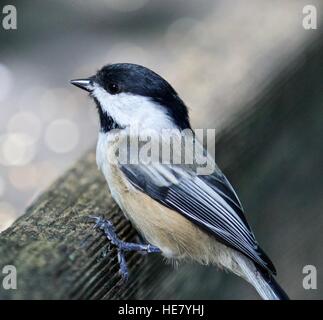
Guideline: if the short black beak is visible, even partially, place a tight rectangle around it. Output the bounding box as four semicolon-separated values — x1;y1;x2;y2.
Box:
70;78;94;92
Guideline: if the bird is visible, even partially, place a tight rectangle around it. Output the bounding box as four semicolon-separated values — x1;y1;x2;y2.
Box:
70;63;289;300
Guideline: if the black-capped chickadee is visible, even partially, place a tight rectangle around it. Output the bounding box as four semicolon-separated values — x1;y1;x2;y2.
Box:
71;63;289;300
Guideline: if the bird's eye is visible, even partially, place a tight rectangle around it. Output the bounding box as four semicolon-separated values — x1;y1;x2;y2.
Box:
107;83;120;95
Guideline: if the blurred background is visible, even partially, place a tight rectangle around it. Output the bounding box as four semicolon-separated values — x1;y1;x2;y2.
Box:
0;0;322;299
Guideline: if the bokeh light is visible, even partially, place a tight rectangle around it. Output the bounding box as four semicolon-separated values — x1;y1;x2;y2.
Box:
37;89;60;121
45;119;80;154
8;166;38;191
8;161;59;192
7;112;42;144
0;133;36;166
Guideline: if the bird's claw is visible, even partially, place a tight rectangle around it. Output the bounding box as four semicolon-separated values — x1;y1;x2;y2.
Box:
89;215;161;282
89;215;129;281
89;215;119;245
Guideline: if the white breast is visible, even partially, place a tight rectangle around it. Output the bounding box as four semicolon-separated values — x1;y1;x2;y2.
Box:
96;131;128;209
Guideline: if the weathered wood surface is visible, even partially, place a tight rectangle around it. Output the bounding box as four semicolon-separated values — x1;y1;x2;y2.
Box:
0;151;169;299
0;38;322;300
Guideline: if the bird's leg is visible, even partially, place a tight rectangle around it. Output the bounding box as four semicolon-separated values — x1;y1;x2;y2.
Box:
89;215;161;253
89;216;161;282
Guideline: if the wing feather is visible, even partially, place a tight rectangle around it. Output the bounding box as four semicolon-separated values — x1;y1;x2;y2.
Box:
120;161;276;274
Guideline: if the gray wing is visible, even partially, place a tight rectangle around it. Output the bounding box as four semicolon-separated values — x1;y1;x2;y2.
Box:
120;162;276;275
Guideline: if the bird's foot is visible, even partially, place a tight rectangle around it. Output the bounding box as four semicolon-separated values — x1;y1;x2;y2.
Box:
89;215;161;282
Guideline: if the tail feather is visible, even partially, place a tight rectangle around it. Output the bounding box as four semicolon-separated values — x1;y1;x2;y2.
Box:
235;253;289;300
260;272;290;300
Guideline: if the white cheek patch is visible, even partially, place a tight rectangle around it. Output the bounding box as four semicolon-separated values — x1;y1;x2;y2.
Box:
92;86;176;130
